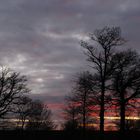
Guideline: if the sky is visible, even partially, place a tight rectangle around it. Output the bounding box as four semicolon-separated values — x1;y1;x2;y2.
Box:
0;0;140;124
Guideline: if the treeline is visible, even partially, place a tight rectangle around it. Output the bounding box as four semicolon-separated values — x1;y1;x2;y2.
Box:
0;68;55;130
63;27;140;133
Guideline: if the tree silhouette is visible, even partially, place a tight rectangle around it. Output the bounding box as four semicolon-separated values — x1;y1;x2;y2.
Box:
0;67;29;120
65;71;95;132
110;50;140;132
26;100;55;130
81;26;125;132
74;71;94;131
63;95;79;131
15;96;32;130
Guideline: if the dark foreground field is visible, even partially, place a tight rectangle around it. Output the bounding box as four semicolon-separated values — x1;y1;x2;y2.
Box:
0;130;140;140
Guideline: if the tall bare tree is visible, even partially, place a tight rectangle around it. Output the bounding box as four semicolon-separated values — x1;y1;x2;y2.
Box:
81;26;125;132
69;71;95;132
0;67;29;119
110;50;140;132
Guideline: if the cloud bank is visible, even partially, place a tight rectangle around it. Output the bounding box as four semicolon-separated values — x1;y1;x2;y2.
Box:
0;0;140;121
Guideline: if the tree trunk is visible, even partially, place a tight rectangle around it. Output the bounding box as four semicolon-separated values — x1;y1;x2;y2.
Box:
83;99;86;135
83;93;86;140
21;118;25;130
120;101;125;133
100;83;105;133
83;110;86;131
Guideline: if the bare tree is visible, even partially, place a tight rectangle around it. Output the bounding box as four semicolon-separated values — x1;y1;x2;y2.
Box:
110;50;140;132
0;67;29;119
81;26;125;132
15;96;32;130
26;100;55;130
63;95;80;131
70;71;95;132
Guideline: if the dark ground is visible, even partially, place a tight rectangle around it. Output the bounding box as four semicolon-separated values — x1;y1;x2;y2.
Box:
0;130;140;140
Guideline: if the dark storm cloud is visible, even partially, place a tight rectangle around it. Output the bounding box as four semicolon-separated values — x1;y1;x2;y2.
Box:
0;0;140;110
